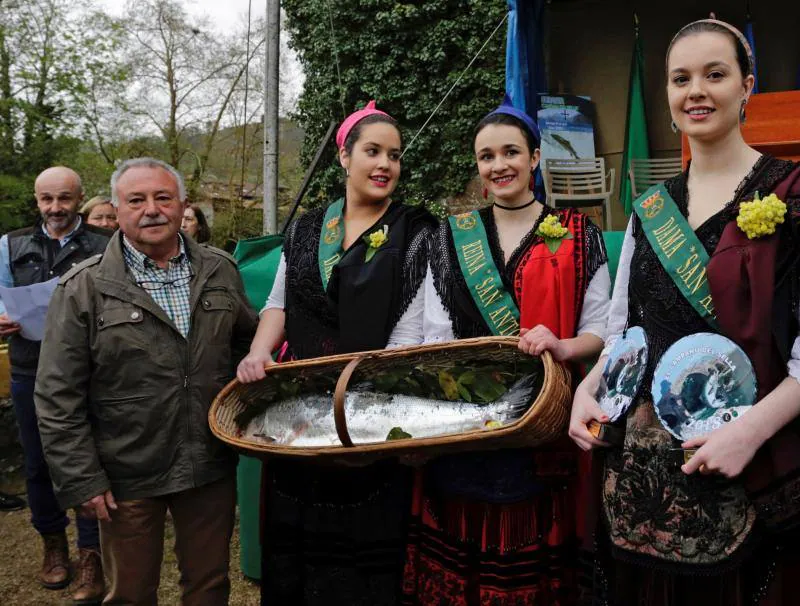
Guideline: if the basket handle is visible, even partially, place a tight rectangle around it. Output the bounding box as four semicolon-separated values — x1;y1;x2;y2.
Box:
333;355;370;447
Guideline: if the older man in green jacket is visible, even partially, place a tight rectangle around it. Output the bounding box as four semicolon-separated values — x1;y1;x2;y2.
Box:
34;157;258;605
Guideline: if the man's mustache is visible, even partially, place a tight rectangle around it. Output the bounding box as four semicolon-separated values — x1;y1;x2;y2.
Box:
138;216;169;227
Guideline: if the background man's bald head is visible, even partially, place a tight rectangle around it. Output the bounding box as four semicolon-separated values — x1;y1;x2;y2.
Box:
35;166;83;196
34;166;84;236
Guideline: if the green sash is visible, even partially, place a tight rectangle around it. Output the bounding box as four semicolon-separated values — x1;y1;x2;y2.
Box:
318;198;345;290
448;211;520;336
633;184;719;330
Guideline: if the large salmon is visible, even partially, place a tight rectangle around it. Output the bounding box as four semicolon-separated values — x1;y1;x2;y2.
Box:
239;374;539;447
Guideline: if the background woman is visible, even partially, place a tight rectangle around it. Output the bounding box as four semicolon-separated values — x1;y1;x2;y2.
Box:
570;19;800;605
237;101;436;605
402;100;610;605
80;196;117;230
181;203;210;243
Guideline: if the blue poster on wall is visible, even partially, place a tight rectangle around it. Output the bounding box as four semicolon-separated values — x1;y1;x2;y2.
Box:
537;94;596;162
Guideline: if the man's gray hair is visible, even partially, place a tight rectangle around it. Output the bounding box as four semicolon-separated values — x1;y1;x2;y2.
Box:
110;157;187;207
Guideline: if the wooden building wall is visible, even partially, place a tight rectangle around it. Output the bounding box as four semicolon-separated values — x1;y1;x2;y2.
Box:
545;0;800;229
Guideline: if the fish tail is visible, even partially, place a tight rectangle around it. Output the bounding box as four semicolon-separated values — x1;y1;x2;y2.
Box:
496;374;539;422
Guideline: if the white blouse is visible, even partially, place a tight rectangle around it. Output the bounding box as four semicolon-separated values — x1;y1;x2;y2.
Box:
262;252;426;348
422;260;612;343
604;217;800;383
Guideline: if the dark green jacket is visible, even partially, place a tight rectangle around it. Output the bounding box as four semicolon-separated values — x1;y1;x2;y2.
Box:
34;231;258;508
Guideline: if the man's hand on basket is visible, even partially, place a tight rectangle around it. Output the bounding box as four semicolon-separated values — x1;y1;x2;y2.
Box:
237;350;275;383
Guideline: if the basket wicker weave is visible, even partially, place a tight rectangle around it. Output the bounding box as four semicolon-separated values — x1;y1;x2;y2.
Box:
209;336;572;464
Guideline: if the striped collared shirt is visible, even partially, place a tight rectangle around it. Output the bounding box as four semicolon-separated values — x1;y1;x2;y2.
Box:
122;235;193;338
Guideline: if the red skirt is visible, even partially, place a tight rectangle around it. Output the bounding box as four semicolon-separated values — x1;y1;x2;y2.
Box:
401;442;592;606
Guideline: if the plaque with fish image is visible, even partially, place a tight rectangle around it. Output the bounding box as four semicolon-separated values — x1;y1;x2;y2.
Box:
596;326;648;422
652;333;757;441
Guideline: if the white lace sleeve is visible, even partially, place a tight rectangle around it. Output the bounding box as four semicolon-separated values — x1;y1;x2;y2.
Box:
422;264;455;344
260;252;287;315
602;218;635;356
787;326;800;383
386;282;425;348
577;262;611;340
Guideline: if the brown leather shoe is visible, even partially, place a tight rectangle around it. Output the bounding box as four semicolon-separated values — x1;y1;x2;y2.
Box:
40;532;71;589
72;547;105;605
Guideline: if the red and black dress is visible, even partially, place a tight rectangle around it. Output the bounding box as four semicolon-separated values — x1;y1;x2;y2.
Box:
402;204;609;605
598;155;800;606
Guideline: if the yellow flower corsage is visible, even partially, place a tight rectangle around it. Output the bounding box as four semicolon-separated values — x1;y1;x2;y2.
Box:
536;214;573;253
364;225;389;262
736;192;787;239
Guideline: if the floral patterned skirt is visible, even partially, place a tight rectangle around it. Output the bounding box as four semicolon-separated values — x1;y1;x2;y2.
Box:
599;398;800;605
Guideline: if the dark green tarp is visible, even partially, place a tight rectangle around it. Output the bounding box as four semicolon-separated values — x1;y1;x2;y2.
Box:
232;234;284;581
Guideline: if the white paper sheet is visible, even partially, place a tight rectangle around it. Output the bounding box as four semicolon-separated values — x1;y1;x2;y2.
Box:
0;277;60;341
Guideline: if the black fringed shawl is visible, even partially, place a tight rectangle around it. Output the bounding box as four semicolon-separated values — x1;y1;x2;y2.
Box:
282;201;435;360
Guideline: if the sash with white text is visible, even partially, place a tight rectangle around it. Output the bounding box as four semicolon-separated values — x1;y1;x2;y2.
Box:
318;198;345;290
633;184;719;330
449;211;520;336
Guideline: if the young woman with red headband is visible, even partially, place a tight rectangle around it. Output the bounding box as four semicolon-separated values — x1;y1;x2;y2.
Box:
238;101;436;606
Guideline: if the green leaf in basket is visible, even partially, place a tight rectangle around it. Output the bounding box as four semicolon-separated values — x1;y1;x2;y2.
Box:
438;370;460;400
279;381;300;397
456;383;473;402
386;427;413;441
472;373;508;403
419;370;440;393
374;372;401;392
457;370;476;386
403;376;422;391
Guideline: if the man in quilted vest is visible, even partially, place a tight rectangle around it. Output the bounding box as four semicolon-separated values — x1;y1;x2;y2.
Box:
0;166;110;603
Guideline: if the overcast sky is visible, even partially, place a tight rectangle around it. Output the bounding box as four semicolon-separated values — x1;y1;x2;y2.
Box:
99;0;264;35
96;0;303;113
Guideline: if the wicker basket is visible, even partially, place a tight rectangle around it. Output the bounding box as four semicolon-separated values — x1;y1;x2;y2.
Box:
209;336;572;464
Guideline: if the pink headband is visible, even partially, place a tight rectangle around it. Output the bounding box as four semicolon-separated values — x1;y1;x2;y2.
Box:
335;100;390;149
668;19;754;74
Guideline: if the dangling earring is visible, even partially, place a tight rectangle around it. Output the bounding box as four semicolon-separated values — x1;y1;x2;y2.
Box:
671;120;679;134
740;100;747;123
345;168;350;178
482;186;488;200
529;170;535;191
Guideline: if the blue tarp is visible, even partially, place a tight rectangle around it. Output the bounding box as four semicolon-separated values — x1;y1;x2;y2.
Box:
505;0;547;200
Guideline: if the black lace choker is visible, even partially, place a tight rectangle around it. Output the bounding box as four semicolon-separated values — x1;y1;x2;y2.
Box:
493;198;535;211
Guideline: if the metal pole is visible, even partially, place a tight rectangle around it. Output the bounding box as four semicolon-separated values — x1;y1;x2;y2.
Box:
263;0;280;234
281;121;336;233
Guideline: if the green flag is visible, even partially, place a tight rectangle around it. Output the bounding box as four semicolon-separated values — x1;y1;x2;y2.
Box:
620;18;650;216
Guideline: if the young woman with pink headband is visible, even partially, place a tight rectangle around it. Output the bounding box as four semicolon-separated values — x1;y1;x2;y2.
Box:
237;101;436;605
